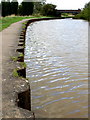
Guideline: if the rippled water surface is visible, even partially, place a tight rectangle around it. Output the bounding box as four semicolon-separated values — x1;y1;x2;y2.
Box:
25;19;88;118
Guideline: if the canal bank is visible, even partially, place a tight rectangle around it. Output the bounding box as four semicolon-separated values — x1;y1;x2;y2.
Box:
1;18;35;119
1;17;61;119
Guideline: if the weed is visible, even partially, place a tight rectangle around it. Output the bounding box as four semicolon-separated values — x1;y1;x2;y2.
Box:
26;78;29;80
19;53;24;57
20;62;27;68
22;25;26;29
13;69;19;77
11;56;18;62
22;21;28;25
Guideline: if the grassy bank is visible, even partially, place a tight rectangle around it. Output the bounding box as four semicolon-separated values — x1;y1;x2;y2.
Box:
0;16;50;31
74;2;90;21
74;11;90;21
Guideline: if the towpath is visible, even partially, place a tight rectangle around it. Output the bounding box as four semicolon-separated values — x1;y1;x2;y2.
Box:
0;19;34;119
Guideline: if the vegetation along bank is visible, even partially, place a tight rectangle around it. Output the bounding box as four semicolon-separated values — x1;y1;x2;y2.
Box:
75;2;90;21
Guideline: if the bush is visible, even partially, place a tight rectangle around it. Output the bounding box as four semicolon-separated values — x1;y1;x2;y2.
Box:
19;2;34;16
75;2;90;21
41;4;56;16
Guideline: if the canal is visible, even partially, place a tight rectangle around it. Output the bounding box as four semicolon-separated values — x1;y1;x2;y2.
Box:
25;19;88;118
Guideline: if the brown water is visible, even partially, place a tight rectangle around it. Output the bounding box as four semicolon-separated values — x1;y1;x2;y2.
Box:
25;19;88;118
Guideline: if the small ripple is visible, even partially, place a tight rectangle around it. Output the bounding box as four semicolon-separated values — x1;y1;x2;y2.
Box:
69;84;85;90
43;66;68;73
48;76;70;83
69;110;81;114
50;90;76;96
31;79;43;83
64;77;88;83
34;106;43;109
45;84;70;90
32;86;47;92
32;95;44;99
43;97;74;106
72;100;80;103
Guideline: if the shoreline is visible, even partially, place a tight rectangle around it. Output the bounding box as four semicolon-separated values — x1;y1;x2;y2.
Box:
1;17;61;119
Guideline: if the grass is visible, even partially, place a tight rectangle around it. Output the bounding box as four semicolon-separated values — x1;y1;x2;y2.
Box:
61;13;75;18
11;56;18;62
0;15;51;31
20;62;27;68
12;69;19;77
11;53;24;62
19;53;24;57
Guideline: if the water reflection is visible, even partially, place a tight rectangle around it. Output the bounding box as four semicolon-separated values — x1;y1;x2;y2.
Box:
25;19;88;118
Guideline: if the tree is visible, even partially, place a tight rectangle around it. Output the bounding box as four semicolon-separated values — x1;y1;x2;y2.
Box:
0;2;2;17
1;0;11;17
1;0;18;17
0;3;2;17
11;0;18;15
19;1;34;16
1;0;6;17
18;4;23;15
85;2;90;21
42;3;56;16
75;2;90;21
33;2;43;14
33;0;46;15
6;0;11;16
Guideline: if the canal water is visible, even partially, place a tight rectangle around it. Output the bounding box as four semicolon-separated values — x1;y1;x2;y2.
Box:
25;19;88;118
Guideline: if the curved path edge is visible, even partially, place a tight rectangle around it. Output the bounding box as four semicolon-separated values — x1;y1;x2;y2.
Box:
0;17;60;119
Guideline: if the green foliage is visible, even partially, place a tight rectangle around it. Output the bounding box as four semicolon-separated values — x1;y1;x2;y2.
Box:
33;13;42;17
62;13;69;17
22;21;27;25
0;16;51;31
0;16;34;31
26;77;29;80
19;2;34;16
1;1;11;17
1;0;56;17
11;0;18;15
33;0;46;15
20;62;27;68
33;2;43;15
6;0;11;16
1;0;34;17
19;53;24;57
75;2;90;21
11;56;18;62
11;53;24;62
0;3;1;16
1;0;18;17
41;4;56;16
13;69;19;77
